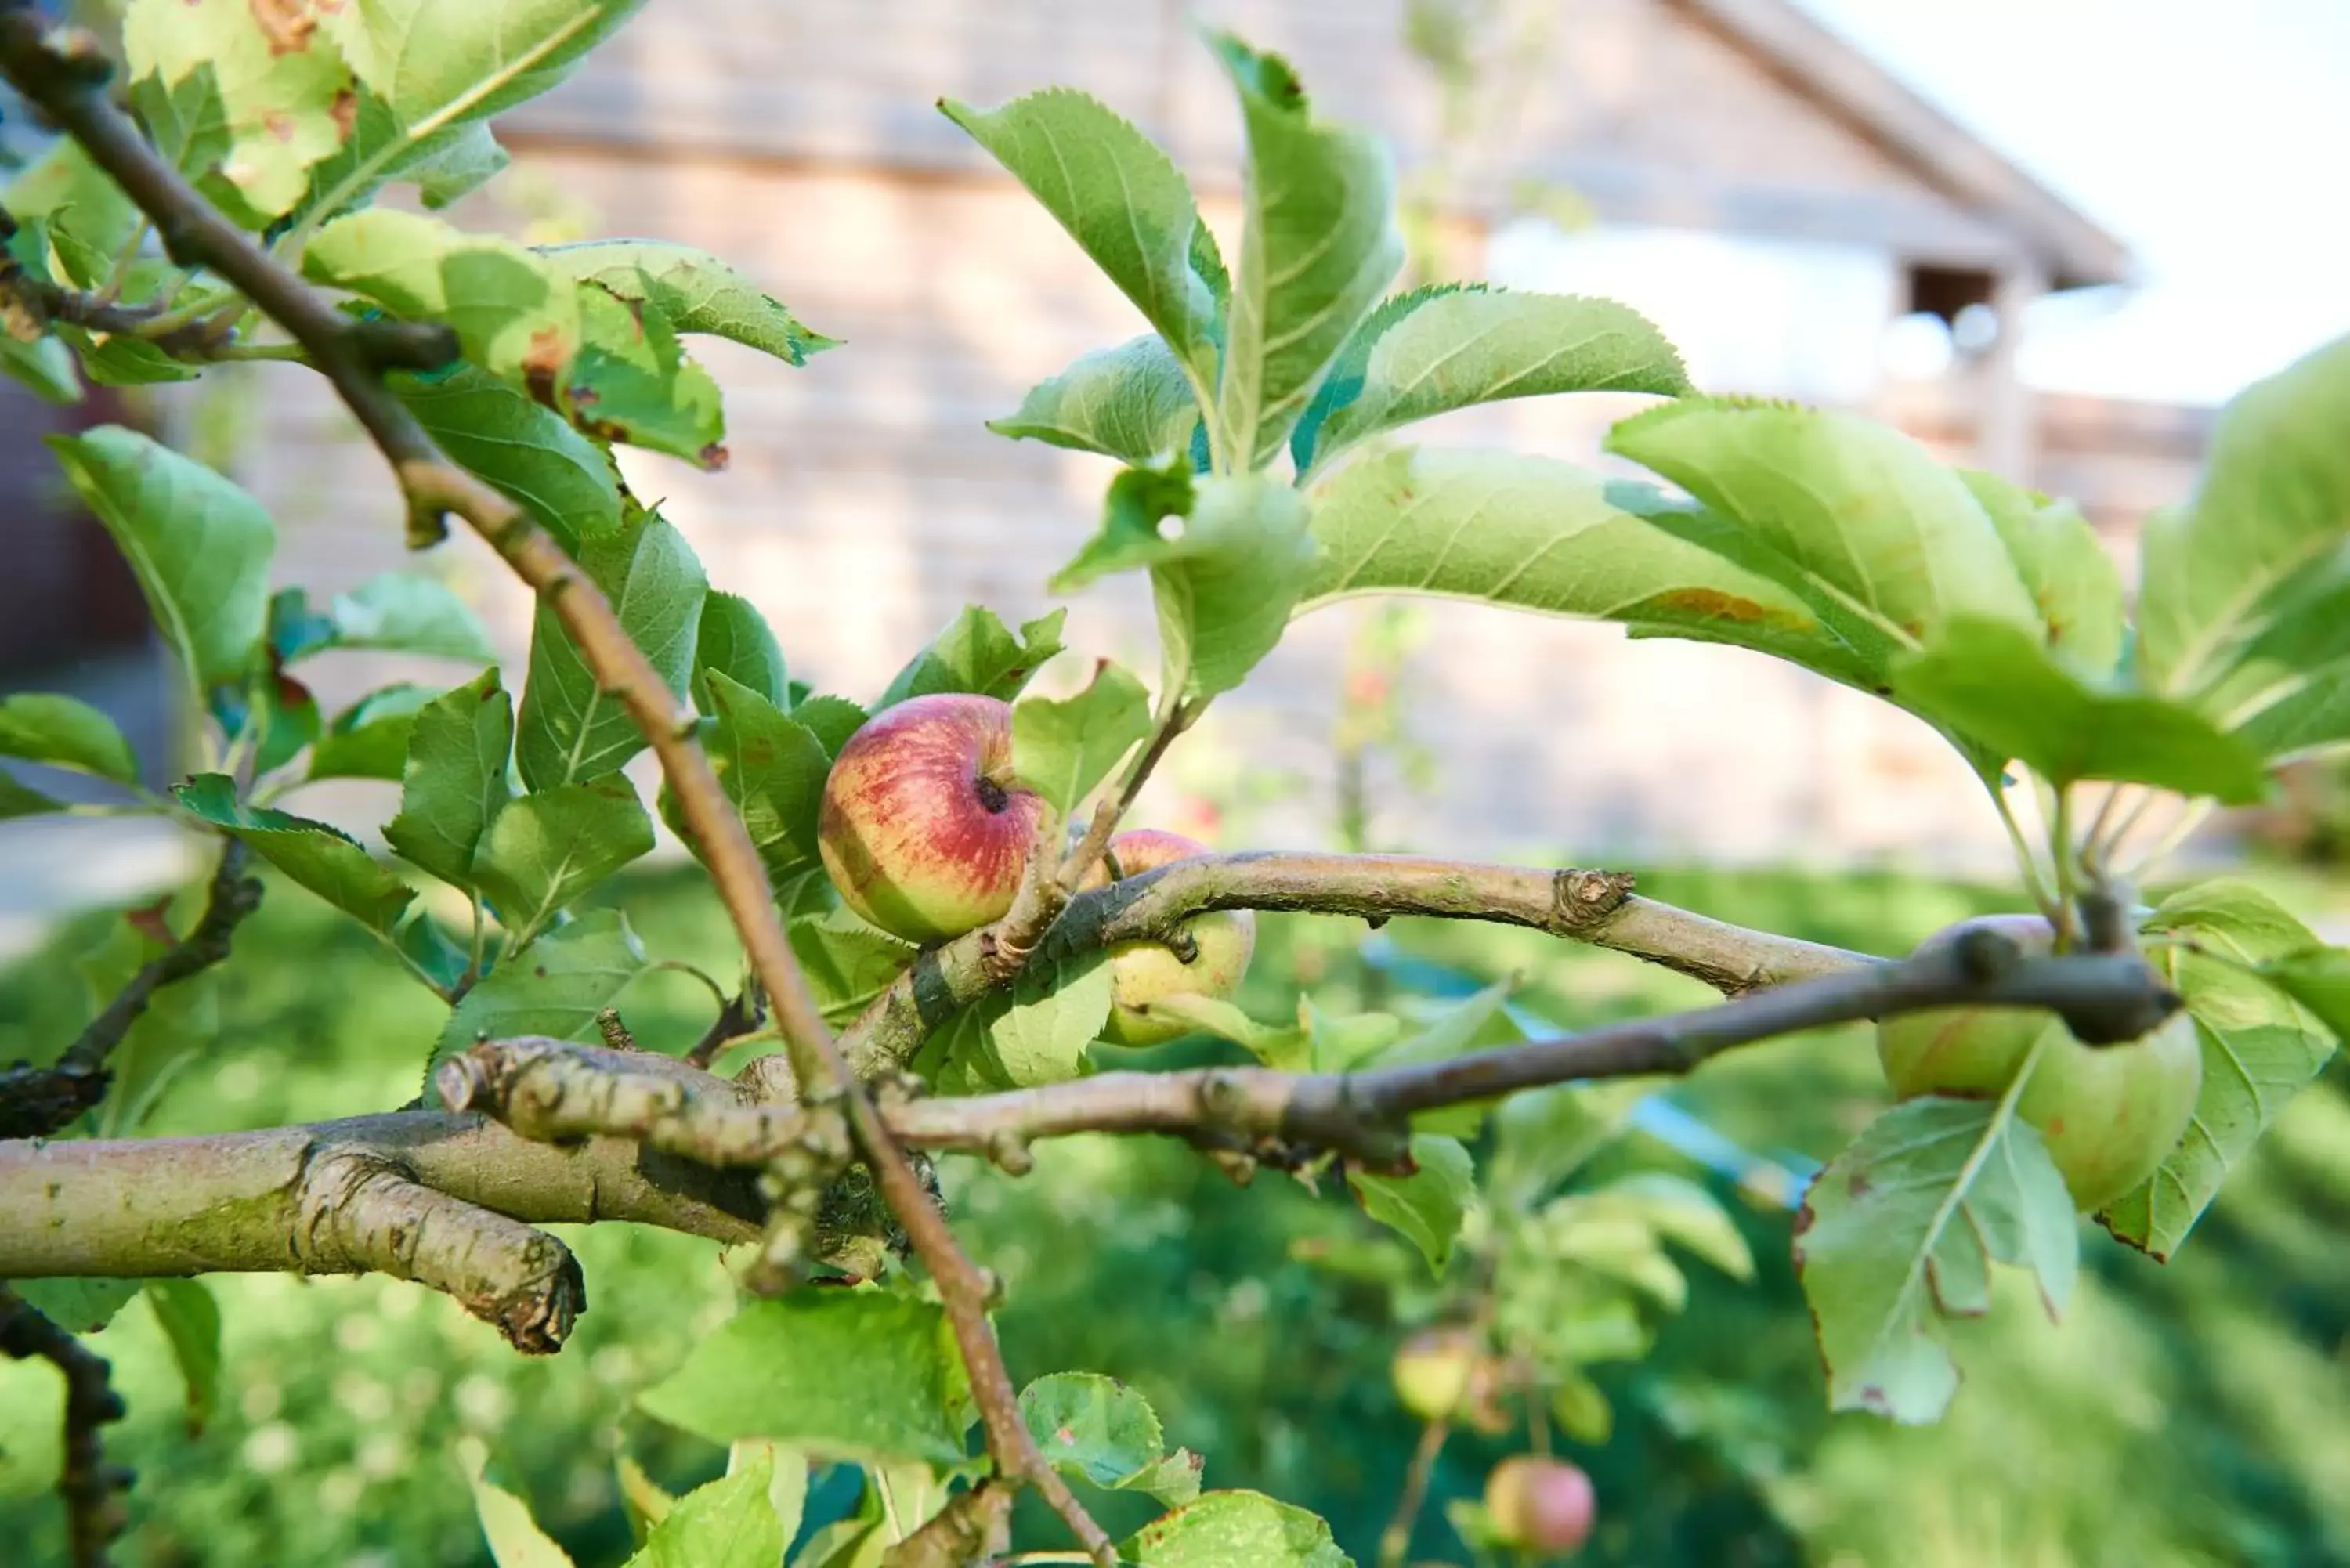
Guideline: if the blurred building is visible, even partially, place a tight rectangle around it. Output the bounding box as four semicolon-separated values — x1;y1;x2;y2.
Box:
5;0;2218;875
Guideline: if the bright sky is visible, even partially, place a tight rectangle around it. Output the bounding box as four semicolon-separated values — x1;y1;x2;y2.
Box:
1793;0;2349;406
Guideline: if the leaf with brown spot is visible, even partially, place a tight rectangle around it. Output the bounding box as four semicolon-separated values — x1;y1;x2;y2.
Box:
1796;1096;2076;1425
1302;445;1875;688
127;0;356;227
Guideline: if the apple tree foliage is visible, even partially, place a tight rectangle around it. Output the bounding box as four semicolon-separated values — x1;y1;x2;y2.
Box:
5;2;2350;1562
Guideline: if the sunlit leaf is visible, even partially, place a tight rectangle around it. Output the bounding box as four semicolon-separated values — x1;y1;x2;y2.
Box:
47;427;276;689
1795;1097;2077;1423
175;773;414;934
1294;285;1687;475
637;1292;971;1464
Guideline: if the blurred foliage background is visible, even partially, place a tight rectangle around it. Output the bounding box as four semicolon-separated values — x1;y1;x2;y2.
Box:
5;789;2350;1565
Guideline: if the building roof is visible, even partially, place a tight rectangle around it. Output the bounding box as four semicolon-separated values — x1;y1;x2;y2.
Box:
1672;0;2131;290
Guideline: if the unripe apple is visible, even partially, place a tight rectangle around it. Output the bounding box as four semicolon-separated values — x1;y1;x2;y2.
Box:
1390;1327;1511;1433
1083;828;1255;1046
816;694;1044;944
1485;1454;1596;1556
1876;914;2204;1213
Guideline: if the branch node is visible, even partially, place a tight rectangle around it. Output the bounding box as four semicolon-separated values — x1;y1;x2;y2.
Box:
985;1130;1034;1176
594;1007;638;1052
1552;868;1636;928
1952;926;2023;982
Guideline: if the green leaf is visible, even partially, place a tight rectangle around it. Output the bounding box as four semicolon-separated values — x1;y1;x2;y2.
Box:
1155;476;1318;699
395;910;475;995
2099;882;2335;1259
727;1442;806;1552
1892;617;2269;801
394;365;622;555
622;1448;784;1568
1298;447;1867;684
1293;286;1688;475
407;121;512;208
1055;470;1315;699
2259;945;2350;1042
1144;994;1401;1074
1795;1096;2078;1424
1347;1134;1474;1274
383;669;515;891
0;693;139;784
175;773;414;934
1012;661;1152;812
309;682;440;782
989;952;1115;1086
637;1291;971;1465
3;140;139;287
1020;1372;1202;1507
471;775;654;945
212;670;320;779
538;240;833;366
47;427;276;689
1141;995;1302;1068
304;210;580;387
2;331;82;405
790;695;870;759
1125;1490;1350;1568
562;277;728;467
516;507;707;790
662;673;832;887
695;593;788;709
788;908;919;1030
320;0;644;156
125;0;356;228
1578;1172;1755;1281
1606;399;2040;651
2138;333;2350;695
14;1279;143;1335
328;573;497;662
432;909;646;1077
0;773;66;820
1487;1081;1656;1208
460;1436;577;1568
942;89;1224;406
877;605;1067;710
989;335;1203;467
1957;469;2127;677
1209;34;1401;469
144;1278;222;1436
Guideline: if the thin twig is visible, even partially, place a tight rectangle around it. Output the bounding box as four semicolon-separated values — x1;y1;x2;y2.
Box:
1056;693;1197;888
0;1284;131;1568
0;840;262;1140
686;982;767;1069
1376;1415;1452;1568
0;19;1108;1555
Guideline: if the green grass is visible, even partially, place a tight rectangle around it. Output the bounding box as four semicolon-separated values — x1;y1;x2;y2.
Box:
2;858;2348;1566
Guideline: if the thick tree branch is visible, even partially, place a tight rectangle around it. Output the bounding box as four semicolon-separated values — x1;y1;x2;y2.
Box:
0;840;262;1140
835;854;1871;1082
0;19;1107;1552
0;1285;130;1568
442;930;2178;1174
0;1106;762;1344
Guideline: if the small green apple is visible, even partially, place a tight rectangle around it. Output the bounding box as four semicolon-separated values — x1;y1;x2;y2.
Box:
816;693;1043;943
1390;1327;1509;1433
1876;914;2204;1213
1485;1454;1596;1556
1083;828;1256;1046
